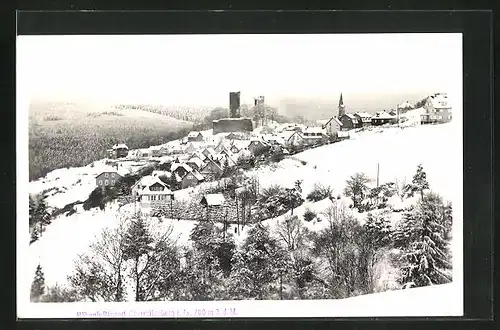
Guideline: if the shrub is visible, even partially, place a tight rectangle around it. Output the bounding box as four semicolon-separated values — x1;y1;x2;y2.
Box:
41;284;80;302
83;188;105;211
303;208;316;222
307;183;333;202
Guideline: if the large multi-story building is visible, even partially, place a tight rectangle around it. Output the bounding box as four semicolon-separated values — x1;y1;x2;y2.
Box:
421;93;452;124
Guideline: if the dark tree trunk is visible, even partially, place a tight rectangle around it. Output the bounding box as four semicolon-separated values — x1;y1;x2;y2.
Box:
134;256;140;301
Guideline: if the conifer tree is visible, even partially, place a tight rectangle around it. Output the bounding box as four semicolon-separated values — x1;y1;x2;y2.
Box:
229;224;289;300
30;264;45;302
30;227;39;244
412;164;430;200
393;192;453;288
29;195;37;227
34;198;51;237
122;216;154;301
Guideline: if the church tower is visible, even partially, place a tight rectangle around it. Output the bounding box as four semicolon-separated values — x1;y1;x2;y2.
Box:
338;92;346;118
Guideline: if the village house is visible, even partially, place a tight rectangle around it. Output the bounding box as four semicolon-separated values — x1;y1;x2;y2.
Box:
214;141;231;155
302;127;327;145
421;93;452;124
217;149;238;167
151;170;172;179
229;144;240;154
285;131;306;149
371;111;397;126
354;112;372;127
201;193;225;208
187;131;204;142
184;143;198;154
224;132;250;140
149;146;162;157
200;193;227;221
201;147;217;161
186;156;205;171
188;151;207;162
339;113;360;130
170;163;194;179
131;176;174;214
110;144;129;158
282;124;305;132
181;171;205;189
96;171;122;189
397;101;415;113
318;116;343;136
200;158;223;181
235;147;253;163
247;139;270;156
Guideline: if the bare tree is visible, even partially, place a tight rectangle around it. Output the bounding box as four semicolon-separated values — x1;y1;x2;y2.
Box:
275;214;308;252
312;202;366;298
344;172;371;208
69;218;128;302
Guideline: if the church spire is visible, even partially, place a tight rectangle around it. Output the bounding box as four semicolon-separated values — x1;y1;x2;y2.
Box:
338;92;346;117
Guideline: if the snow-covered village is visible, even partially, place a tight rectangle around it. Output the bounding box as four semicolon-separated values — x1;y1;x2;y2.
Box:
19;33;463;317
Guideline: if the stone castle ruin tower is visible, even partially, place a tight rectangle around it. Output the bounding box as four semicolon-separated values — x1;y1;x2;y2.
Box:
229;91;241;118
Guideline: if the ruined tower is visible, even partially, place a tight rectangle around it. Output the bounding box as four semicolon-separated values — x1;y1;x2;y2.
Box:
229;91;241;118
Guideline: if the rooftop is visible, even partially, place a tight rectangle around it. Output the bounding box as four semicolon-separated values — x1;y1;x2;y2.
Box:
202;193;226;206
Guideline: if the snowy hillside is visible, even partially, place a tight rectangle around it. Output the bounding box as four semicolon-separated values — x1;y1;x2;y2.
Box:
248;123;460;202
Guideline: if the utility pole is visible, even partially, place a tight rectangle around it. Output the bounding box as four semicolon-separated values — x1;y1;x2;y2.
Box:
376;163;380;188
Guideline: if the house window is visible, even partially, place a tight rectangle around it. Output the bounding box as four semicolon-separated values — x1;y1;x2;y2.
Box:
111;180;115;185
111;173;115;178
99;180;103;185
105;173;109;178
105;180;109;185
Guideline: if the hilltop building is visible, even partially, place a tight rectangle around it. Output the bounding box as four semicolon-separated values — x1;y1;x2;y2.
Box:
421;93;452;124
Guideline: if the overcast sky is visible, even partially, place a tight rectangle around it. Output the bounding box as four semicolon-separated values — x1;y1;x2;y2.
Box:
17;33;462;107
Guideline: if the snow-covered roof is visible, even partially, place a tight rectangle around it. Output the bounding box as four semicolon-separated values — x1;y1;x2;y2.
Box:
303;135;324;140
397;101;414;109
112;144;128;150
203;147;216;154
187;170;205;181
140;183;173;195
95;171;122;179
202;193;226;206
343;113;359;122
320;116;344;128
133;175;172;193
187;131;201;138
372;111;395;120
152;170;171;178
186;157;205;168
170;163;193;173
303;126;325;134
355;112;372;118
189;151;206;161
428;93;451;109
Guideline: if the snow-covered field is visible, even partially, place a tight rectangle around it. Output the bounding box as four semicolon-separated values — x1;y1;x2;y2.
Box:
28;159;147;209
21;282;460;318
249;123;460;202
